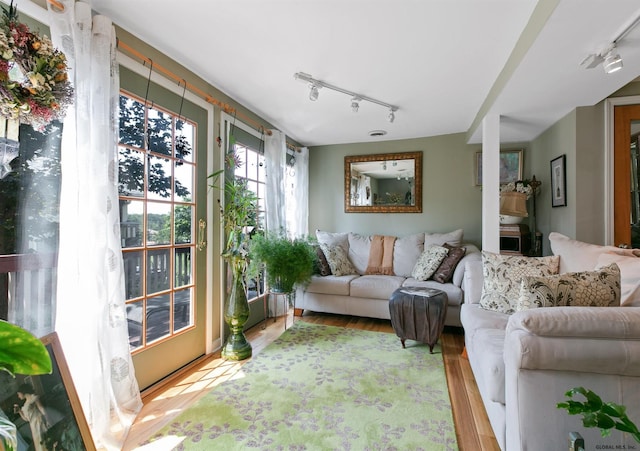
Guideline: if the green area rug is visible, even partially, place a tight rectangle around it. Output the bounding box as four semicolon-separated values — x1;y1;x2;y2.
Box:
148;321;458;450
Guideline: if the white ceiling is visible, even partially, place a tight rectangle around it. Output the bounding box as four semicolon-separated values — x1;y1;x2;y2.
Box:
46;1;640;146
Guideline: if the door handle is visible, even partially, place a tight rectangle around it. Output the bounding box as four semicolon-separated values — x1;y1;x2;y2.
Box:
197;219;207;251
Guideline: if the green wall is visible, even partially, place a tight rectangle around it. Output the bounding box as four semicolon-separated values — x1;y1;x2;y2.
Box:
309;133;485;247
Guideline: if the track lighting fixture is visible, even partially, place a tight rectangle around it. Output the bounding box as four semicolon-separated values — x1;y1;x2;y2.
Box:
309;84;320;101
603;48;623;74
351;97;361;113
294;72;399;122
580;13;640;74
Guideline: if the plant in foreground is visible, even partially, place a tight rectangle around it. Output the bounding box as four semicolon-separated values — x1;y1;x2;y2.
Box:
557;386;640;443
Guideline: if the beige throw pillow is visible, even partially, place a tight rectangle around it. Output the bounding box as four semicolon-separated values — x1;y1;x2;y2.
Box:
479;251;560;314
411;245;449;281
319;243;357;276
596;253;640;306
517;263;621;310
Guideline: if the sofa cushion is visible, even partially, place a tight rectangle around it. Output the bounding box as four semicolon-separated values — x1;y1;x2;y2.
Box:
305;274;359;296
596;253;640;306
517;263;621;310
319;243;357;276
347;233;371;275
432;244;466;283
479;251;560;314
393;233;424;277
316;230;349;249
424;228;463;247
412;245;449;280
548;232;640;273
472;328;507;404
350;275;405;299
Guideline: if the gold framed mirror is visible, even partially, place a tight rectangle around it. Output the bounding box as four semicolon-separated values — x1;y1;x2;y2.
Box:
344;151;423;213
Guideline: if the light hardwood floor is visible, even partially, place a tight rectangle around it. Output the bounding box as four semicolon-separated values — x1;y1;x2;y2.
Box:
123;311;500;450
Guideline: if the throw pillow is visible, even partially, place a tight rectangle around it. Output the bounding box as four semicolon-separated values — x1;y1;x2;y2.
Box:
479;251;560;314
393;233;425;277
424;228;463;247
319;243;357;276
548;232;640;273
596;253;640;306
316;230;349;249
432;244;466;283
315;245;332;276
517;263;621;310
411;245;449;281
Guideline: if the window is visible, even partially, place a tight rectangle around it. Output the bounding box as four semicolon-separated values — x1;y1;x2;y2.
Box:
231;137;266;301
118;91;197;350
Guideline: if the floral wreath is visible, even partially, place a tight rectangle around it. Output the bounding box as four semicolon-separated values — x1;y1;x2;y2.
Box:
0;2;73;131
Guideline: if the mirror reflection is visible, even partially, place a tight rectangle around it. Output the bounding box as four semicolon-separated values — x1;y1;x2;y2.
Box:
344;151;422;213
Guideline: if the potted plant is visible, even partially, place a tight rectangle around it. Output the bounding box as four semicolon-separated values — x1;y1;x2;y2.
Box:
209;148;259;361
249;232;316;295
0;320;52;451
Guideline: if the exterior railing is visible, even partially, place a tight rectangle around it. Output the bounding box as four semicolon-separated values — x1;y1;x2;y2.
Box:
0;253;57;327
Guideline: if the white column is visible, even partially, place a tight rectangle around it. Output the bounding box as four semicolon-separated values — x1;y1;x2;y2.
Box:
482;114;501;253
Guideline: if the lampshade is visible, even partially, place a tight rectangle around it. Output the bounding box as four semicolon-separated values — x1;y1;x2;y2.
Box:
500;191;528;217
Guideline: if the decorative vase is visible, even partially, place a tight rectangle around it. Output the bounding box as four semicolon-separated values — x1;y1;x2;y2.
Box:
499;215;524;225
221;264;252;361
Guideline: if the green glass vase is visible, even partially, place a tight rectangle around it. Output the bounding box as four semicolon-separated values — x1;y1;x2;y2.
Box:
221;265;252;361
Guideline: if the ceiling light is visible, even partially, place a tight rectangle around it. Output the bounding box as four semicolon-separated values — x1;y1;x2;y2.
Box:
309;84;319;101
294;72;399;121
603;49;623;74
351;97;361;113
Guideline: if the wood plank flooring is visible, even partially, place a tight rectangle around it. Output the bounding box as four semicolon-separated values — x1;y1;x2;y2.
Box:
123;311;499;450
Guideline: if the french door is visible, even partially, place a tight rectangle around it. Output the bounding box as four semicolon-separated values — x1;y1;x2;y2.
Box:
118;66;210;390
613;104;640;249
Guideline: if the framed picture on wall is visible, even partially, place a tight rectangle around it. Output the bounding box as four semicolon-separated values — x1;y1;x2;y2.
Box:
551;154;567;207
475;149;523;186
0;332;96;450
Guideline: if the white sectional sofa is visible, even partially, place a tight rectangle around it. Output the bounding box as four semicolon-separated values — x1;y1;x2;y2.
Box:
295;229;483;327
460;233;640;450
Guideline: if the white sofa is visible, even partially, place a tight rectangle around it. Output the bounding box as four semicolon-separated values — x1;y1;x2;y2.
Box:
460;233;640;450
295;229;483;327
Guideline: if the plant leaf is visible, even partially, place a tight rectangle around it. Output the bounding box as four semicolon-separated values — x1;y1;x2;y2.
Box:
0;321;52;376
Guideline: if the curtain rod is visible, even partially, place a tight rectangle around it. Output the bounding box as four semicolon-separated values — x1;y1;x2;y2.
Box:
116;39;302;152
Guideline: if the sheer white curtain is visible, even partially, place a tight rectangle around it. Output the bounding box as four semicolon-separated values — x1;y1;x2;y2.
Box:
264;130;287;234
287;146;309;238
47;2;142;449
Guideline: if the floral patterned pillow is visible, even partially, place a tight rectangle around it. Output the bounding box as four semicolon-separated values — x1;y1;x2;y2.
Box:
319;243;357;276
516;263;621;310
411;245;449;281
479;251;560;314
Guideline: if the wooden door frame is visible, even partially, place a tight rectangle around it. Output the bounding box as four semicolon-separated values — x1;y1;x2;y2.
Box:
604;95;640;245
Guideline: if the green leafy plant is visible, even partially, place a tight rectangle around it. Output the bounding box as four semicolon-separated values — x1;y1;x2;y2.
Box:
557;387;640;443
208;149;259;275
248;232;316;294
0;320;52;451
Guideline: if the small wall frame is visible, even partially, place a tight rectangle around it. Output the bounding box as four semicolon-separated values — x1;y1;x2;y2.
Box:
550;154;567;207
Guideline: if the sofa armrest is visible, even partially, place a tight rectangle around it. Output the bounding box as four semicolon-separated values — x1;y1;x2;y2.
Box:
456;247;482;304
505;307;640;376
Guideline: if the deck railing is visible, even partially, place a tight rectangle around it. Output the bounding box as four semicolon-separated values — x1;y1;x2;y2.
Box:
0;253;57;329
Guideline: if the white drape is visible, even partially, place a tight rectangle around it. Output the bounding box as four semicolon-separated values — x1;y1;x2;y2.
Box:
288;146;309;238
47;2;142;449
264;130;287;235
